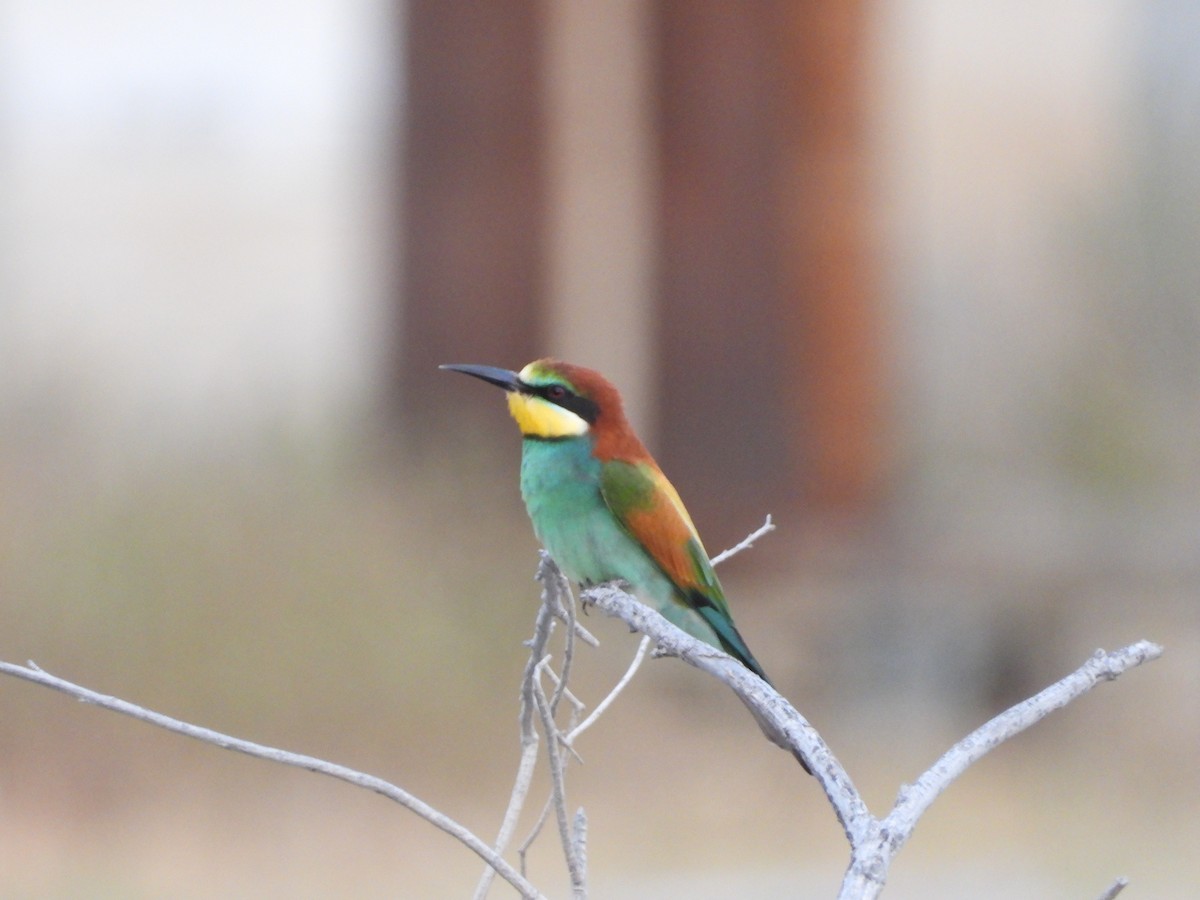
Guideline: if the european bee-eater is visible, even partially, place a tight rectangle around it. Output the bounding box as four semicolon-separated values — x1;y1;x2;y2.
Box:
440;358;771;683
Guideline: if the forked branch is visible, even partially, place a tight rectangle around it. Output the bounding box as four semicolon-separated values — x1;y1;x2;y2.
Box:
0;511;1162;900
577;579;1162;899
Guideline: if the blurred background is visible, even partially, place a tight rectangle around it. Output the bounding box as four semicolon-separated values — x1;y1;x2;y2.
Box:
2;1;1197;897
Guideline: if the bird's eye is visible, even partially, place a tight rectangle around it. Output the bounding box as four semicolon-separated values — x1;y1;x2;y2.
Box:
545;385;568;401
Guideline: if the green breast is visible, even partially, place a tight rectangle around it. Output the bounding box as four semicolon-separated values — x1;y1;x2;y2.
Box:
519;438;658;591
519;437;730;653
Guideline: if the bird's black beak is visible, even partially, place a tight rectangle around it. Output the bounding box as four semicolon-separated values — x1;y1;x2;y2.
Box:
439;363;525;393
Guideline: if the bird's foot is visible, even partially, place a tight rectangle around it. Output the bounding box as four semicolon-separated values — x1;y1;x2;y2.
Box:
578;582;594;615
579;579;632;616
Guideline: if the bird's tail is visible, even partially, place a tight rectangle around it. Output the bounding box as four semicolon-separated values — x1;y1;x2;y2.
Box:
693;600;772;684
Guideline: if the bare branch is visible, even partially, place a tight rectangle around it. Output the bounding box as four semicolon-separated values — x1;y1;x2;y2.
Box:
475;554;564;899
473;742;539;900
5;507;1155;900
838;640;1160;899
565;636;652;747
883;642;1165;850
489;554;602;896
710;514;775;566
541;554;599;648
576;578;1162;900
539;665;586;719
564;618;600;648
549;568;579;719
0;659;544;900
579;579;872;844
571;807;588;894
517;797;554;873
494;515;777;892
531;657;586;897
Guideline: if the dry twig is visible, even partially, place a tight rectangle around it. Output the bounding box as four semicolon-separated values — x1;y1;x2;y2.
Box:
0;660;545;900
578;581;1162;900
1095;876;1129;900
0;512;1159;900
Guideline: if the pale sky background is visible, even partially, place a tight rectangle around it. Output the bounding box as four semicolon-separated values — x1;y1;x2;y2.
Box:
1;0;395;463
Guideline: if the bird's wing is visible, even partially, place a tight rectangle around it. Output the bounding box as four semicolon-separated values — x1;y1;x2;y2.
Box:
598;458;773;685
599;460;769;679
598;459;723;602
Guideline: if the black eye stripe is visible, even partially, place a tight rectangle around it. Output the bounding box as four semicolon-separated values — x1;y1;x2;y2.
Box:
529;383;599;425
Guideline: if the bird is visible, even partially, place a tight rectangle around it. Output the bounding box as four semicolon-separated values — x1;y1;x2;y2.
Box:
439;358;771;683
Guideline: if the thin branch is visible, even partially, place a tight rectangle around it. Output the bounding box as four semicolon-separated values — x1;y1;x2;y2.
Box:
0;520;774;900
542;555;599;648
537;673;584;766
565;636;651;747
539;665;586;717
563;618;600;648
517;797;554;873
531;657;586;897
490;553;601;896
0;660;544;900
576;578;1162;900
549;567;578;719
571;807;588;896
0;505;1158;900
475;555;563;899
580;579;871;842
710;514;775;566
474;742;539;898
883;642;1164;851
500;516;776;893
1095;877;1129;900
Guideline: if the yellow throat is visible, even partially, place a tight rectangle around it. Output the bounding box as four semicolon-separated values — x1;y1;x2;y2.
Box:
506;391;589;439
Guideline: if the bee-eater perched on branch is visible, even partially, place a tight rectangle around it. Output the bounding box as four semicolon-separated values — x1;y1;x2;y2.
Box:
440;358;771;683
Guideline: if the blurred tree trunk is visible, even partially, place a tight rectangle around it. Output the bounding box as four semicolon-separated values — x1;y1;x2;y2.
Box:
654;1;791;527
779;1;885;514
391;0;546;433
654;1;883;526
391;1;885;522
